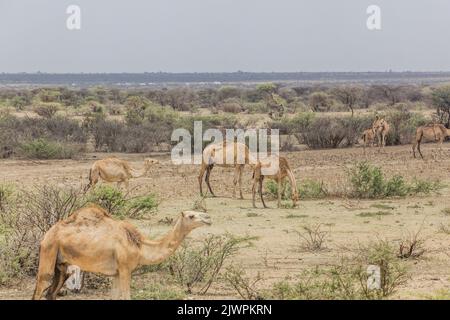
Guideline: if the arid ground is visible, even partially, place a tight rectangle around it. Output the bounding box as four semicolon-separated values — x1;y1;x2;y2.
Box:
1;143;450;300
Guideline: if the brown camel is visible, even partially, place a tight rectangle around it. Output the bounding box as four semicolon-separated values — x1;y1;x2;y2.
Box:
198;141;253;199
361;128;376;155
412;124;450;159
32;205;211;300
86;157;159;190
372;116;390;151
252;155;299;208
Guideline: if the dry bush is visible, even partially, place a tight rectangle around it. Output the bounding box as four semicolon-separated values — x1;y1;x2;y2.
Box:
34;104;59;119
296;224;328;252
397;228;426;259
165;234;253;294
0;185;86;284
224;266;265;300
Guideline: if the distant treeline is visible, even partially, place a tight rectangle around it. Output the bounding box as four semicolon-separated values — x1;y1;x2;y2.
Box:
2;72;450;86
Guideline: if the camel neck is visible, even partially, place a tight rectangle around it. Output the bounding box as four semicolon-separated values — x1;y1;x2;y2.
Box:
139;217;189;265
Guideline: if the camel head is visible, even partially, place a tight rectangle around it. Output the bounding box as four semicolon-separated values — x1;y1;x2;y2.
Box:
180;210;212;231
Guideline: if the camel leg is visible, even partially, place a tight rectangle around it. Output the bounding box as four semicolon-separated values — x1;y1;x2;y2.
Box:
417;141;424;159
259;177;267;208
198;164;207;196
45;263;69;300
205;165;215;197
86;169;99;191
232;166;238;198
111;276;120;300
32;243;59;300
412;141;417;158
277;179;282;208
234;165;244;199
118;271;131;300
252;177;257;208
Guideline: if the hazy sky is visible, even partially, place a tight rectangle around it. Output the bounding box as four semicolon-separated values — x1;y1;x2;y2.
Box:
1;0;450;73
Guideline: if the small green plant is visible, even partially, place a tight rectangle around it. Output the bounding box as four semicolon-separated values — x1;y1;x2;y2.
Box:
296;224;328;252
297;180;328;199
409;179;443;195
357;211;392;218
370;204;395;210
284;214;308;219
132;282;185;300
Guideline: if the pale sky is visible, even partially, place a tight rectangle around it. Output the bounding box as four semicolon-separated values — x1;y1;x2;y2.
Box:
1;0;450;73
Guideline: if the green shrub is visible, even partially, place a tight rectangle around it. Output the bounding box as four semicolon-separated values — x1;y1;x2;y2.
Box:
298;180;328;199
348;162;443;199
409;179;443;195
126;195;158;218
19;139;77;159
348;162;385;198
268;240;408;300
87;185;158;218
383;175;409;197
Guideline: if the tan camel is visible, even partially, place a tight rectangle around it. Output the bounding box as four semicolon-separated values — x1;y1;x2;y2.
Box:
372;116;390;151
198;141;253;199
252;155;299;208
32;205;211;300
361;128;376;155
412;124;450;159
86;157;159;190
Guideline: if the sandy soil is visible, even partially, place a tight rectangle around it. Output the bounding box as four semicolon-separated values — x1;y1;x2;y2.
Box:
1;143;450;300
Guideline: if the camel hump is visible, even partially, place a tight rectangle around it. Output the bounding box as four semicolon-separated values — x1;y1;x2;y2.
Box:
121;222;143;248
64;204;111;225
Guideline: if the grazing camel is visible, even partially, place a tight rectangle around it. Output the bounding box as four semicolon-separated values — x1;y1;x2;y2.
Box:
252;155;299;208
32;205;211;300
372;116;390;151
361;128;376;155
86;157;159;190
198;141;253;199
412;124;450;159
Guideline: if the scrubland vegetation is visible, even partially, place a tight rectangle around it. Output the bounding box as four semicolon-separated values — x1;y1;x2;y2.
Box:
1;83;450;158
1;82;450;300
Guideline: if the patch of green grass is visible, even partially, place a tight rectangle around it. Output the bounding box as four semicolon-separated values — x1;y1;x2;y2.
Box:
421;289;450;300
356;211;393;218
370;203;395;210
284;214;308;219
246;212;260;218
132;283;185;300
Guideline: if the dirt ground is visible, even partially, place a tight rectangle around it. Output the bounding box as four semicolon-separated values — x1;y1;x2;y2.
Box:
1;143;450;300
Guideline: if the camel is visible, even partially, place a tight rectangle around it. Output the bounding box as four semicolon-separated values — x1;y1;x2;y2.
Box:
198;141;253;199
412;124;450;159
372;116;390;151
252;155;299;208
361;128;376;155
86;157;159;190
32;205;211;300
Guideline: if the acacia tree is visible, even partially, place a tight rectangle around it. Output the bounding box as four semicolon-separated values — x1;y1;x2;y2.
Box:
432;86;450;128
332;86;362;117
